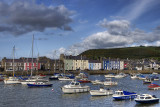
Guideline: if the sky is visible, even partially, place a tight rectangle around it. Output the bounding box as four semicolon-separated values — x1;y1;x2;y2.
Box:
0;0;160;59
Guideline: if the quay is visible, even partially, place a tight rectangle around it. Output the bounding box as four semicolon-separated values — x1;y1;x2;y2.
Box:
0;70;159;76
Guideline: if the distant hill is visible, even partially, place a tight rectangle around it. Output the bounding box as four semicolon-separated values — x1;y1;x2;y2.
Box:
80;46;160;60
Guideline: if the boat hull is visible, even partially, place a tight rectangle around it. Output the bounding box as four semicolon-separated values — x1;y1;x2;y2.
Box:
113;95;137;100
27;84;52;87
90;90;113;96
49;77;58;80
135;99;159;104
4;80;21;84
62;87;90;94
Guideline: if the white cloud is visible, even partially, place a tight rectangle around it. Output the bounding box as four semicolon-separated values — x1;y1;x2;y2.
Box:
47;19;160;57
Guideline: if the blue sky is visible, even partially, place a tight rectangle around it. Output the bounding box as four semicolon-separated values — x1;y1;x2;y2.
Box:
0;0;160;59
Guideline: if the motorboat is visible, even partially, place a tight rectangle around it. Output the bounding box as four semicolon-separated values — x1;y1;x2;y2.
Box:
135;94;159;104
148;83;160;90
61;81;90;94
138;75;146;80
27;81;52;87
143;78;153;84
151;76;159;81
104;74;115;78
90;88;113;96
4;77;21;84
75;72;88;79
58;77;74;81
131;74;138;79
114;74;125;78
91;80;104;85
49;73;62;80
20;77;49;85
152;72;158;75
78;78;91;83
112;90;137;100
104;78;117;86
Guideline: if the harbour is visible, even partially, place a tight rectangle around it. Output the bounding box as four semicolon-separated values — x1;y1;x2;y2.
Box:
1;74;160;107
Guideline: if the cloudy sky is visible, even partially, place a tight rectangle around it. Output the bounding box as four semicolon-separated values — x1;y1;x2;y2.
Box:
0;0;160;59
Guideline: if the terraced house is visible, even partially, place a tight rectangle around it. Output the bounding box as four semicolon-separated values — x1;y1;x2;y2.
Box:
1;57;41;72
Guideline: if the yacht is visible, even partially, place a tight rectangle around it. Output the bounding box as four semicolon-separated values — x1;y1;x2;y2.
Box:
113;90;137;100
61;81;90;94
135;94;159;103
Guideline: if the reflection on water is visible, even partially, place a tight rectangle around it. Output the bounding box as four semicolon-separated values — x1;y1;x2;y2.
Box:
0;74;160;107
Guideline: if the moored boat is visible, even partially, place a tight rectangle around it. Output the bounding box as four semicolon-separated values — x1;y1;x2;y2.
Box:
4;77;21;84
78;78;91;83
104;74;115;78
20;77;49;85
91;80;104;85
49;73;62;80
58;77;74;81
27;81;52;87
143;78;153;84
61;81;90;94
112;90;137;100
135;94;159;104
90;88;113;96
104;78;117;86
148;83;160;90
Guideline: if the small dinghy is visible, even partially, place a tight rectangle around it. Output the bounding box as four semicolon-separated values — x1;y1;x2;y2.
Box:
90;88;113;96
135;94;159;104
112;90;137;100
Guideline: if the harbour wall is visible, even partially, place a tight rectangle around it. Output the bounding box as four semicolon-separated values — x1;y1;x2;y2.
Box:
0;70;159;76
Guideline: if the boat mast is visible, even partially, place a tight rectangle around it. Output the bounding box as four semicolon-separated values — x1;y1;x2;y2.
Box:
13;46;15;77
37;53;39;74
31;35;34;76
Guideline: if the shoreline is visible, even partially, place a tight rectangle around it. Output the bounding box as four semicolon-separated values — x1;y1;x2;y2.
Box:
0;70;159;76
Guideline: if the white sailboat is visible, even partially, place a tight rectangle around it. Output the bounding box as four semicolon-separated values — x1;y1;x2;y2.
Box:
4;46;21;84
21;35;48;85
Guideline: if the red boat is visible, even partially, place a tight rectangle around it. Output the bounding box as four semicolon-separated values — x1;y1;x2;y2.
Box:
39;74;46;78
148;83;160;90
0;78;3;81
78;78;91;83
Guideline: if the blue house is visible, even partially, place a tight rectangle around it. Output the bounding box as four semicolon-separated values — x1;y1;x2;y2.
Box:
103;59;120;70
89;60;101;70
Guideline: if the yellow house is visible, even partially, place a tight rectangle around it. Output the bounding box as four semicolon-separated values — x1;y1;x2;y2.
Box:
73;59;89;70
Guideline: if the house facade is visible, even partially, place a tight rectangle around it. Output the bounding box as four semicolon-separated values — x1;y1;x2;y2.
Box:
103;59;122;70
89;60;101;70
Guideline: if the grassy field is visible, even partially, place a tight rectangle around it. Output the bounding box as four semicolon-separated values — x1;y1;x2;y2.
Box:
80;46;160;60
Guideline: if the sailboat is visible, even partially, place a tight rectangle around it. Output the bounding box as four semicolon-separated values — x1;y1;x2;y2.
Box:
20;35;49;85
3;46;21;84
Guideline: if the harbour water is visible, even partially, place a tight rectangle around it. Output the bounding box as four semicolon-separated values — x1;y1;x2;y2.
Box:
1;74;160;107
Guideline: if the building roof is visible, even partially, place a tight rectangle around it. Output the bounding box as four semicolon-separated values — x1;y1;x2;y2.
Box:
65;55;88;60
89;60;101;63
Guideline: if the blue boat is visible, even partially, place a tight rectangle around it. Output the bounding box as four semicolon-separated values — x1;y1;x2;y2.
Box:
135;94;159;104
27;81;52;87
113;90;137;100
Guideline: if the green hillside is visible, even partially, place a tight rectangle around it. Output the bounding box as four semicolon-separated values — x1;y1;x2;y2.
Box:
80;46;160;60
